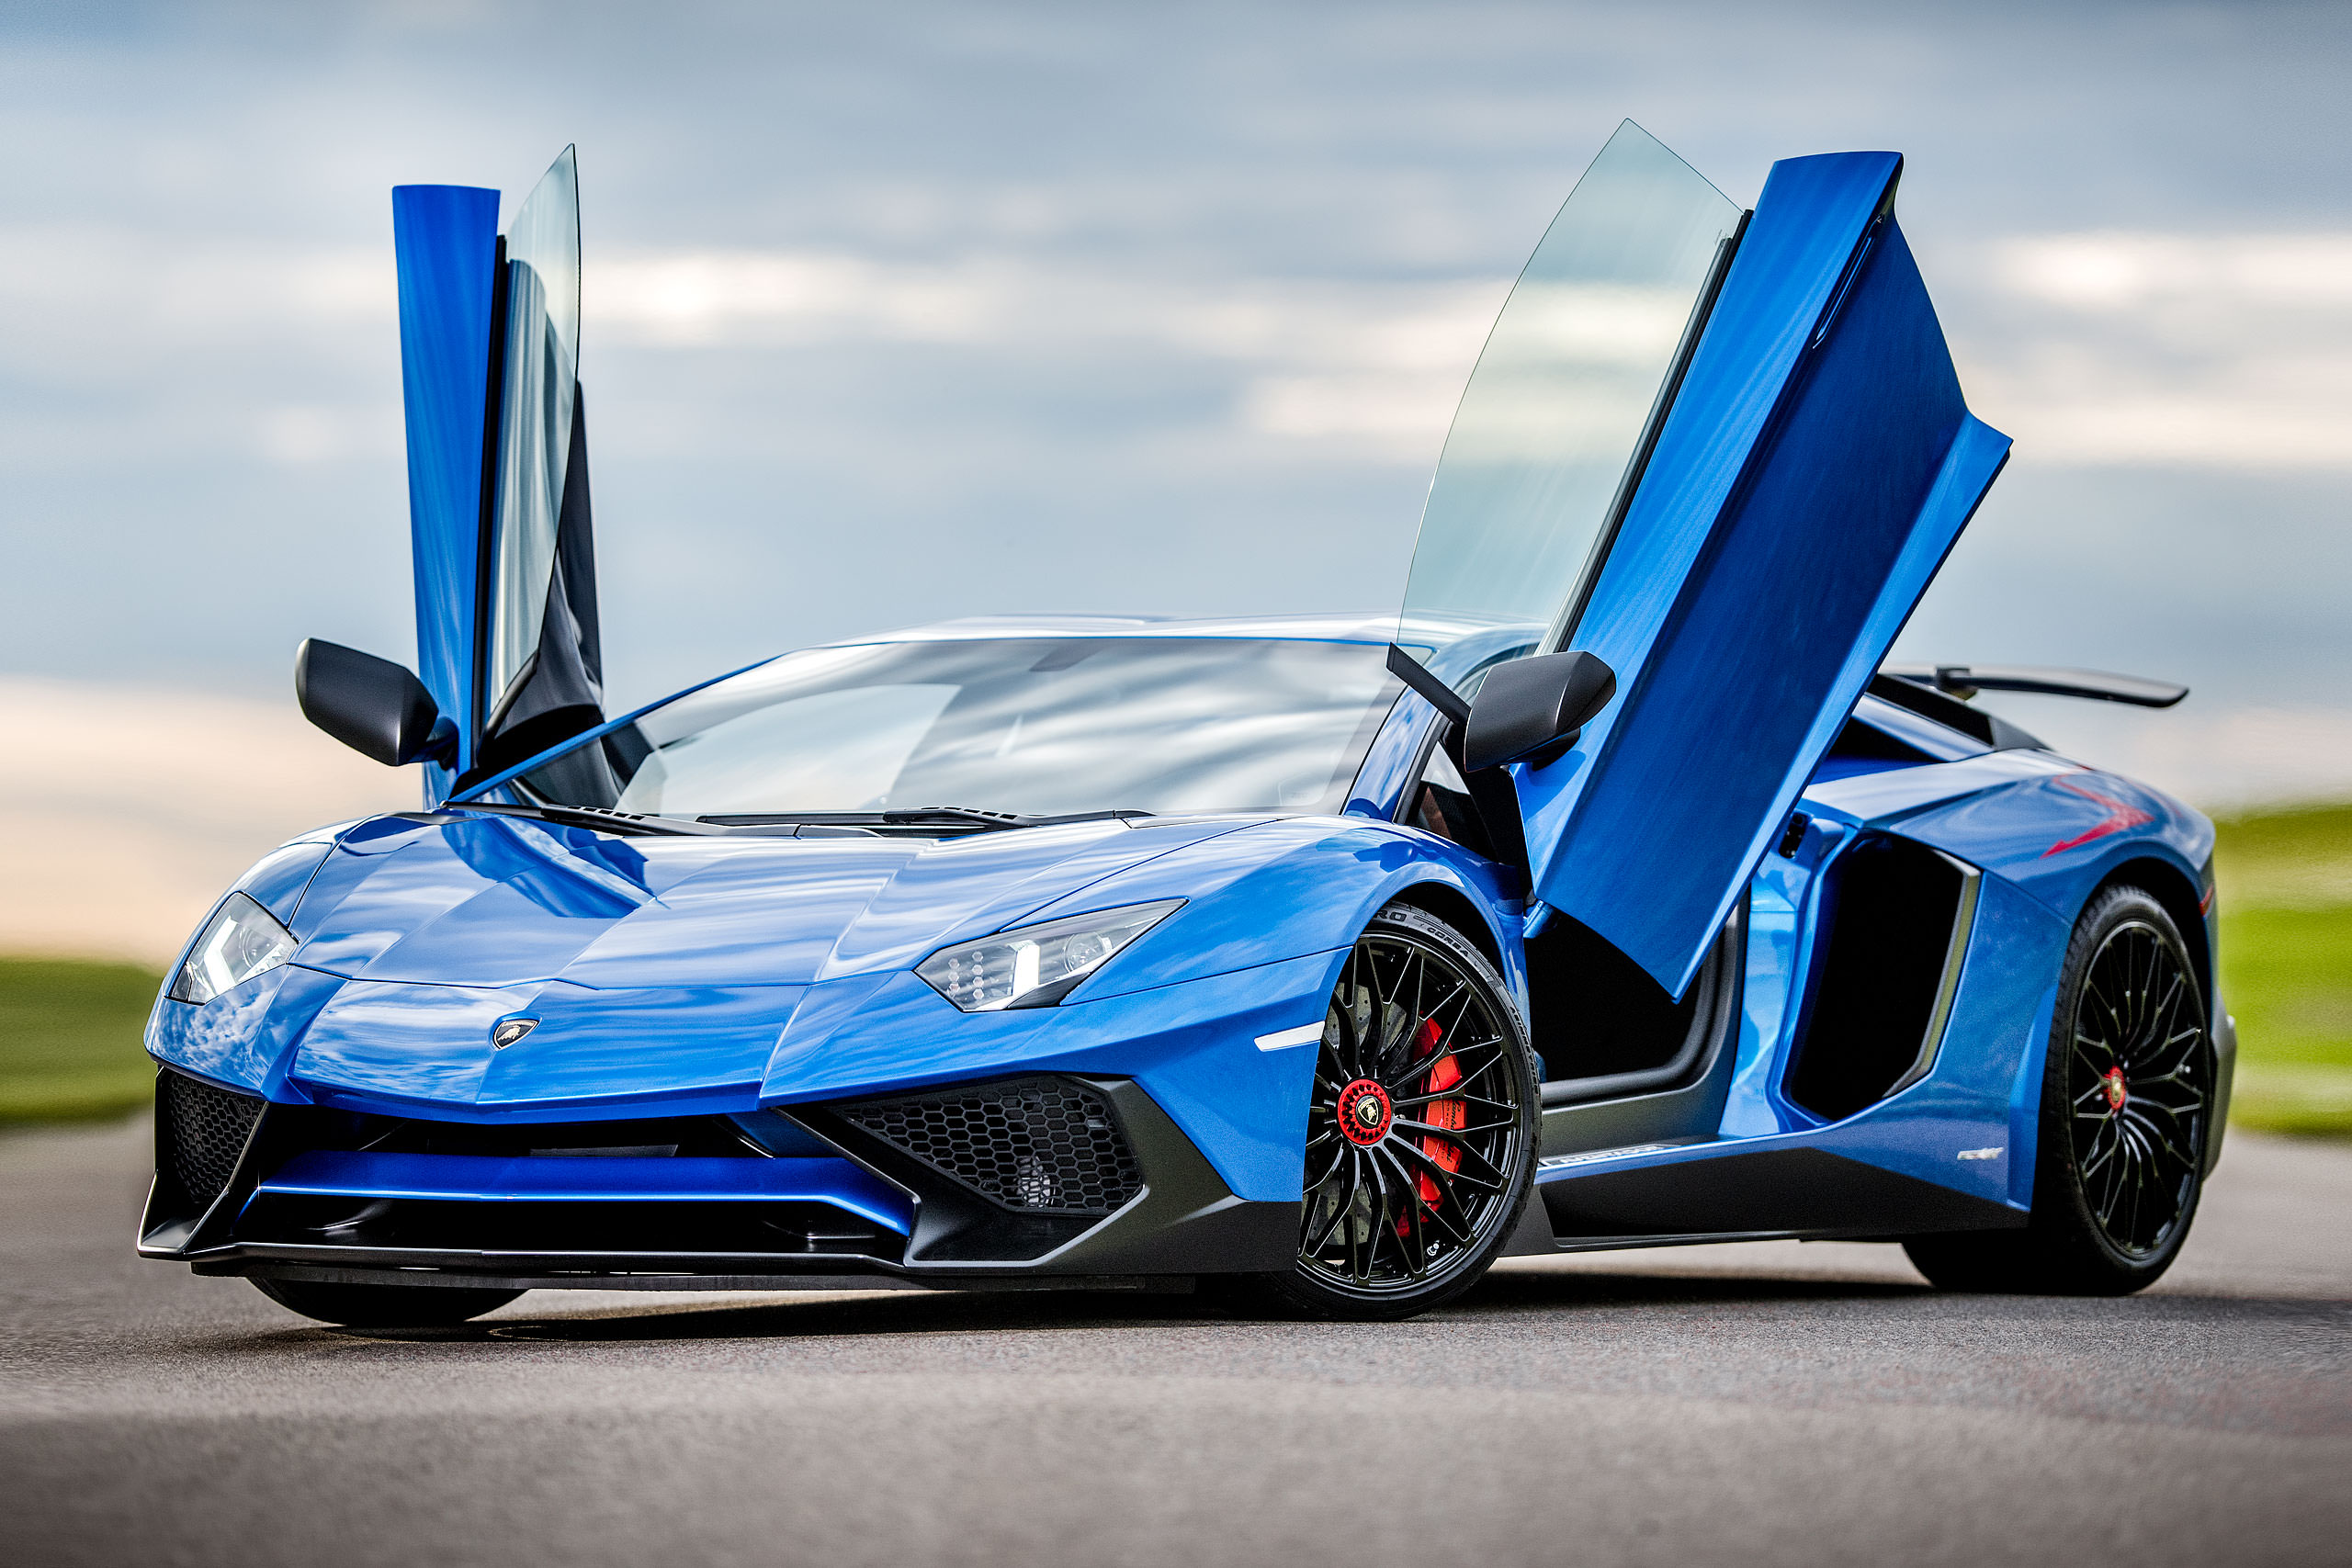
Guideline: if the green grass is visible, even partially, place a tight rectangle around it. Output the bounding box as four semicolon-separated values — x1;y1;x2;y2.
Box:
0;957;163;1124
2213;801;2352;1139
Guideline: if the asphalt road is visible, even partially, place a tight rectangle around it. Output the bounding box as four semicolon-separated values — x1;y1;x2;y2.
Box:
5;1118;2346;1568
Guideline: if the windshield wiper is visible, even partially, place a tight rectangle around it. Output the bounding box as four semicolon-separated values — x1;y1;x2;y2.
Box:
697;807;1156;835
891;807;1051;830
446;801;1156;839
446;800;732;838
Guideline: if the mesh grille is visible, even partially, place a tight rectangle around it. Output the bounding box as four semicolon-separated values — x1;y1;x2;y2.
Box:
159;1071;264;1210
836;1077;1143;1215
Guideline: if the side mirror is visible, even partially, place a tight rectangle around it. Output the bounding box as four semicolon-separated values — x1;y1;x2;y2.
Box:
295;638;456;767
1462;651;1617;773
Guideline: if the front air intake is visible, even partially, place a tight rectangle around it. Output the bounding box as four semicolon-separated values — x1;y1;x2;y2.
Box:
833;1077;1144;1216
158;1070;265;1212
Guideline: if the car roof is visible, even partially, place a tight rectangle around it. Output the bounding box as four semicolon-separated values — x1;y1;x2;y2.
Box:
818;612;1401;647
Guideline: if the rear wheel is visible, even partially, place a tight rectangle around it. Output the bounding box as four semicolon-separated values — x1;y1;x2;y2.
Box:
1220;903;1540;1321
1905;885;2211;1294
252;1277;523;1326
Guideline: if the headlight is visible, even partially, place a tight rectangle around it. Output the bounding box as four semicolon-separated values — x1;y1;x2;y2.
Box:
167;892;297;1005
917;899;1183;1012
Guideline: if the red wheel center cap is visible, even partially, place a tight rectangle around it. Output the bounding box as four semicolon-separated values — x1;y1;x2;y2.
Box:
2101;1066;2128;1112
1337;1079;1392;1145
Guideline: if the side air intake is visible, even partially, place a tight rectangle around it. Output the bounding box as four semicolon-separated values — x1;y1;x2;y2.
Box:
834;1077;1144;1216
1784;834;1980;1122
158;1070;265;1212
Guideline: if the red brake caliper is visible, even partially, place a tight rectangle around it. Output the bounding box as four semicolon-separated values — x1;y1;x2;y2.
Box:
1408;1016;1465;1220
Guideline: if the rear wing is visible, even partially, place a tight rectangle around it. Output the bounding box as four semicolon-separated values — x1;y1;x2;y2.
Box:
1880;663;2188;708
1868;662;2188;754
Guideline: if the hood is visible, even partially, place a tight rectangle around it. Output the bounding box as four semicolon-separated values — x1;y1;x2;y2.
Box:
287;811;1262;992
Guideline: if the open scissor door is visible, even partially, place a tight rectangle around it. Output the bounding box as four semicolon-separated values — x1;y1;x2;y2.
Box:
1396;125;2009;997
392;147;602;801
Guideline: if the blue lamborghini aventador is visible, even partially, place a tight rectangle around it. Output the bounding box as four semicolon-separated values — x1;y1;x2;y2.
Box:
141;123;2230;1324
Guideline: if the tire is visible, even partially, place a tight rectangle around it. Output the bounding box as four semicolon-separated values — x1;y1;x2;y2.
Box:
1905;885;2211;1295
1216;902;1541;1322
252;1276;524;1327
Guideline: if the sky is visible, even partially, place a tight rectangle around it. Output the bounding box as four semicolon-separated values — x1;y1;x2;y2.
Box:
2;0;2348;895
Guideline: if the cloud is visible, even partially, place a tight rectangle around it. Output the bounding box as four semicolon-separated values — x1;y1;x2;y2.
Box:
588;251;1005;347
1992;233;2352;313
1969;390;2351;471
584;247;1503;369
579;248;1504;463
1241;372;1465;445
0;227;390;338
571;231;2352;475
255;404;400;464
1961;231;2352;472
13;215;2346;476
0;226;397;467
0;224;1509;467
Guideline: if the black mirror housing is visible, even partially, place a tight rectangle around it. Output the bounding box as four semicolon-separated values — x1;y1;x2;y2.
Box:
1462;651;1618;773
296;638;455;767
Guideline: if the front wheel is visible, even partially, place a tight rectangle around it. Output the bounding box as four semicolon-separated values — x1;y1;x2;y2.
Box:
252;1276;523;1326
1905;885;2212;1295
1221;903;1540;1321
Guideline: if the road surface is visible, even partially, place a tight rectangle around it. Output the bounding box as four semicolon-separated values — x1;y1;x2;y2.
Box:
4;1115;2346;1567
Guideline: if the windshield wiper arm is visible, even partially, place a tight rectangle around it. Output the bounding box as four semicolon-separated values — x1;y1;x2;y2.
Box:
895;807;1159;831
447;800;723;838
450;800;1160;839
888;807;1035;829
695;807;1156;835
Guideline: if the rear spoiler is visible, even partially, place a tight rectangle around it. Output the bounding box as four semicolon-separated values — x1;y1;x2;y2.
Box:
1867;662;2188;753
1880;663;2188;708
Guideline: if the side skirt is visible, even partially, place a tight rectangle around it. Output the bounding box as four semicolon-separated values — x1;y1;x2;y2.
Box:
1534;1145;2024;1247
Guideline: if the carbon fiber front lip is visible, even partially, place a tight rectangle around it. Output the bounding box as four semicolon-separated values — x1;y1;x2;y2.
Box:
190;1240;918;1278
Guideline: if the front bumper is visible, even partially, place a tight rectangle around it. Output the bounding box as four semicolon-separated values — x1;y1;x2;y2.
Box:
141;1069;1294;1292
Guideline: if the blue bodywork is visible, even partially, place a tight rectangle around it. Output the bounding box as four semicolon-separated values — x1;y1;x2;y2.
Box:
139;141;2227;1287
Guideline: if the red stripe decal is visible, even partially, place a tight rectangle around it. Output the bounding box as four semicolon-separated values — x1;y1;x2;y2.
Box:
2040;774;2155;859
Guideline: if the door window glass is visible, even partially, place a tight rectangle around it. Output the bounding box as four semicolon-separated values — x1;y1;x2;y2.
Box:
1398;121;1740;672
487;146;581;716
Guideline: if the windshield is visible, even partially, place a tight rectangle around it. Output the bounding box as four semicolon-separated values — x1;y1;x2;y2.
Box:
513;637;1401;819
1398;119;1741;672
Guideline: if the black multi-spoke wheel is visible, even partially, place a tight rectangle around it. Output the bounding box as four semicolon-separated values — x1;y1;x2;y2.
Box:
1905;885;2211;1295
2064;911;2211;1257
1220;903;1538;1321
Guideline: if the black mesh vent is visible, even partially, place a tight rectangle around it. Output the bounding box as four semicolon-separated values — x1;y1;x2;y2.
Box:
836;1077;1143;1215
159;1071;264;1211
